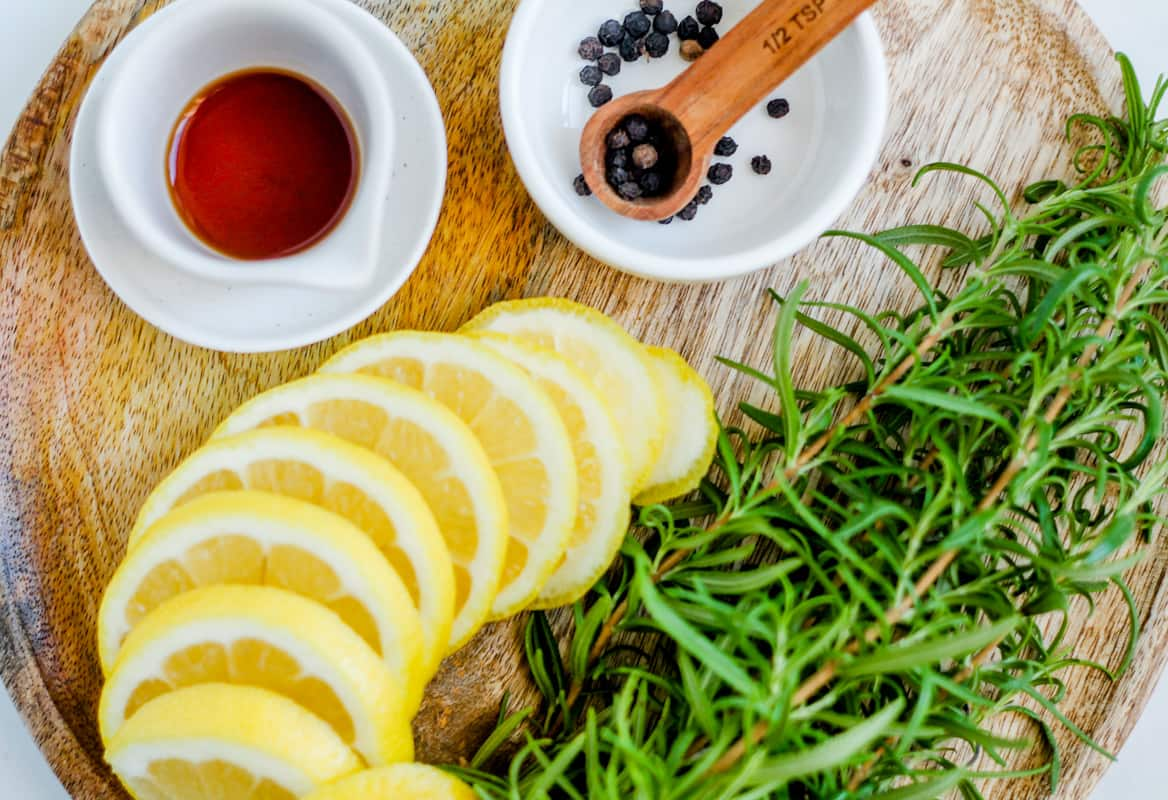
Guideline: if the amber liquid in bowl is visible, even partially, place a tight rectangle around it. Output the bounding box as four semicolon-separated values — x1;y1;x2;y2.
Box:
167;69;359;261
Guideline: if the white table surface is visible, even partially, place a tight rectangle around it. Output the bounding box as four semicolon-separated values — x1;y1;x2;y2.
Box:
1;1;1165;797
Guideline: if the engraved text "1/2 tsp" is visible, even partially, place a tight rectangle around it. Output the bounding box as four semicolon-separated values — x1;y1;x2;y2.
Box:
762;0;828;55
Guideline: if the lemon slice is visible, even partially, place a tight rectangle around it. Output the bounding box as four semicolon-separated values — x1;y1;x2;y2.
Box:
471;333;632;608
304;765;476;800
212;374;507;650
100;585;414;766
461;298;666;492
634;346;718;505
320;332;576;617
106;683;361;800
127;427;453;680
98;492;422;698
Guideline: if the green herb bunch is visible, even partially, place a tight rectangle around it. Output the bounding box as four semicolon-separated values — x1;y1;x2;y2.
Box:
456;56;1168;800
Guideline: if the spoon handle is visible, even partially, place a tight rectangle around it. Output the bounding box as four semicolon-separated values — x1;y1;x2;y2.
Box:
657;0;877;152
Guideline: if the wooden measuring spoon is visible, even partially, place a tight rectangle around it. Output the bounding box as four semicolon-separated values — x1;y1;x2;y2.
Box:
581;0;877;221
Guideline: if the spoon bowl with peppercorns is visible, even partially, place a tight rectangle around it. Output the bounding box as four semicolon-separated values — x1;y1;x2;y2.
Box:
580;94;699;221
501;0;887;281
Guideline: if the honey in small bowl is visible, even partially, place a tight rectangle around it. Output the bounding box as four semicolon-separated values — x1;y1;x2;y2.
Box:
167;69;359;261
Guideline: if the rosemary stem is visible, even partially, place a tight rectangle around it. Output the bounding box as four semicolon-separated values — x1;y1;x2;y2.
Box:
708;254;1158;778
843;636;1005;791
564;545;696;710
793;316;959;472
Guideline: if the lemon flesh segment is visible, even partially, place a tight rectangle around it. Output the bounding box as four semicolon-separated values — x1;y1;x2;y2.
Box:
320;332;577;617
472;333;632;608
462;298;666;492
212;373;507;651
127;427;454;682
105;683;361;800
100;585;414;766
304;764;477;800
98;491;422;692
634;346;718;506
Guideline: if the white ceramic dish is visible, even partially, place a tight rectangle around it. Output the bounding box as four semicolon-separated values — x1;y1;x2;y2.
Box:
97;0;394;291
500;1;887;282
70;0;446;352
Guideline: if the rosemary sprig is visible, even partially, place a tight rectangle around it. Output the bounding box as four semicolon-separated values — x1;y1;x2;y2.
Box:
455;55;1168;799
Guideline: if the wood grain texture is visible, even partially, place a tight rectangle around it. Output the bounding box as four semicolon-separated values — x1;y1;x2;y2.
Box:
0;1;1154;798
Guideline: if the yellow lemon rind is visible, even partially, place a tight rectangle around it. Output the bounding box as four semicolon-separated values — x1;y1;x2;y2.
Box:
633;346;718;506
105;683;362;800
100;585;413;767
304;764;477;800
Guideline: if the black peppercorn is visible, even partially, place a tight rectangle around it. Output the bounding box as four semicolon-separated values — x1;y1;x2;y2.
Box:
640;0;664;14
678;201;699;221
578;36;604;61
708;162;733;185
624;11;652;37
714;136;738;157
604;114;678;204
624;115;650;142
632;143;659;169
677;15;700;39
573;174;592;196
695;1;723;25
679;40;704;61
654;10;678;34
617;181;644;200
607;166;630;187
751;155;773;175
598;52;622;76
696;184;713;204
588;84;614;107
579;65;603;86
697;26;720;49
767;98;790;118
606;128;631;149
645;31;670;58
598;19;624;46
619;33;644;62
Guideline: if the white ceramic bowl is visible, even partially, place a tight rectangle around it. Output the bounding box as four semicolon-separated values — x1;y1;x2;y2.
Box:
97;0;394;291
500;1;887;282
71;0;447;352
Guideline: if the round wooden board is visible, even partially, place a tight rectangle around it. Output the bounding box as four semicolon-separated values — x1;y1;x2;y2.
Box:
1;0;1161;797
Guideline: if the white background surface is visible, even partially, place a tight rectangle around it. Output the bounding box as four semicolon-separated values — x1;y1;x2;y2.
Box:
0;1;1165;798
